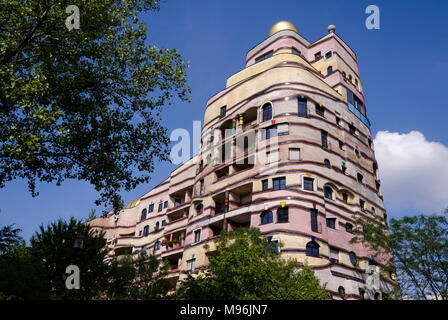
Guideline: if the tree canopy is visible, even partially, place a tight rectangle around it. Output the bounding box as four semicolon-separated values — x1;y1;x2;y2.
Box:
176;228;330;300
351;210;448;300
0;0;191;211
0;216;173;299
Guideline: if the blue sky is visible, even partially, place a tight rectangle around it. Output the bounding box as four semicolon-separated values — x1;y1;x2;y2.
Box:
1;0;448;242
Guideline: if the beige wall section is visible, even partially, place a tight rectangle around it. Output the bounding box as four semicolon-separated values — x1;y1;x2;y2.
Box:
204;55;345;128
311;54;363;94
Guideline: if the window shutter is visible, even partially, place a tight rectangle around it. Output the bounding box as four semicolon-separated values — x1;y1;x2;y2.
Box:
267;149;279;163
289;148;300;160
277;123;289;135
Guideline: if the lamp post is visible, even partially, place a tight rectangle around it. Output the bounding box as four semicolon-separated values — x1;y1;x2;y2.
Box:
73;233;85;249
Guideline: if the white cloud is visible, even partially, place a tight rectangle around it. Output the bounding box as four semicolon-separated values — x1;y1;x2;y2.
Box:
374;131;448;215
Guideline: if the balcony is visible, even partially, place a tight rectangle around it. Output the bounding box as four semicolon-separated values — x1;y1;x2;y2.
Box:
212;183;253;215
348;103;371;128
164;216;187;234
166;202;189;222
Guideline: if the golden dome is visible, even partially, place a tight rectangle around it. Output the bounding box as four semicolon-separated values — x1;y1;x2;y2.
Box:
125;198;140;209
268;21;298;37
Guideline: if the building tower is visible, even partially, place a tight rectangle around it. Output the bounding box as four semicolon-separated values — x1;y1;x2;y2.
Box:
90;21;395;300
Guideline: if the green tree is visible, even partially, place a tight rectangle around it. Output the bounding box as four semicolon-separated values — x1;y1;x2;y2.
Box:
176;228;329;300
30;217;109;299
86;209;96;222
0;223;22;254
105;253;173;299
0;0;191;211
0;244;48;299
351;210;448;300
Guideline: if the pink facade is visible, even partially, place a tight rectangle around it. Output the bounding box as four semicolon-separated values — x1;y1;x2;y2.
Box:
90;22;396;300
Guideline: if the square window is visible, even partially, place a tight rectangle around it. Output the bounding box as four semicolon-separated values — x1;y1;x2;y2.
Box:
158;202;163;212
149;203;154;213
163;201;168;209
289;148;300;160
325;51;332;59
220;106;227;117
303;177;314;191
326;218;336;229
273;177;286;190
314;52;322;60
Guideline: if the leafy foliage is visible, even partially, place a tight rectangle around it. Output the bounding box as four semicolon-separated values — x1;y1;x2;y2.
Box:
0;223;23;254
0;216;175;300
0;0;191;211
176;228;329;300
29;217;109;299
351;210;448;300
105;253;173;299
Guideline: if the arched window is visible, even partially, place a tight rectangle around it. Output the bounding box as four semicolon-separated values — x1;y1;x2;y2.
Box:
306;241;319;257
357;173;363;183
143;225;149;236
155;221;160;231
324;186;333;200
371;207;376;216
349;251;357;265
154;240;161;251
260;210;273;225
140;209;147;221
324;159;330;168
195;203;203;216
338;286;346;299
262;103;272;122
342;71;346;80
277;207;289;223
346;223;353;233
327;66;333;75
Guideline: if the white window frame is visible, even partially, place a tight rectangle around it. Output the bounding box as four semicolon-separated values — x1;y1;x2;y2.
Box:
193;228;202;244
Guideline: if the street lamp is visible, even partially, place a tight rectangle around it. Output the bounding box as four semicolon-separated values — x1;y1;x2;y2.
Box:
73;233;85;249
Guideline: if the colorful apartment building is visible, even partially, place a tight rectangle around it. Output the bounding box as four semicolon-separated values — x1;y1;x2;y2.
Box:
89;21;396;300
